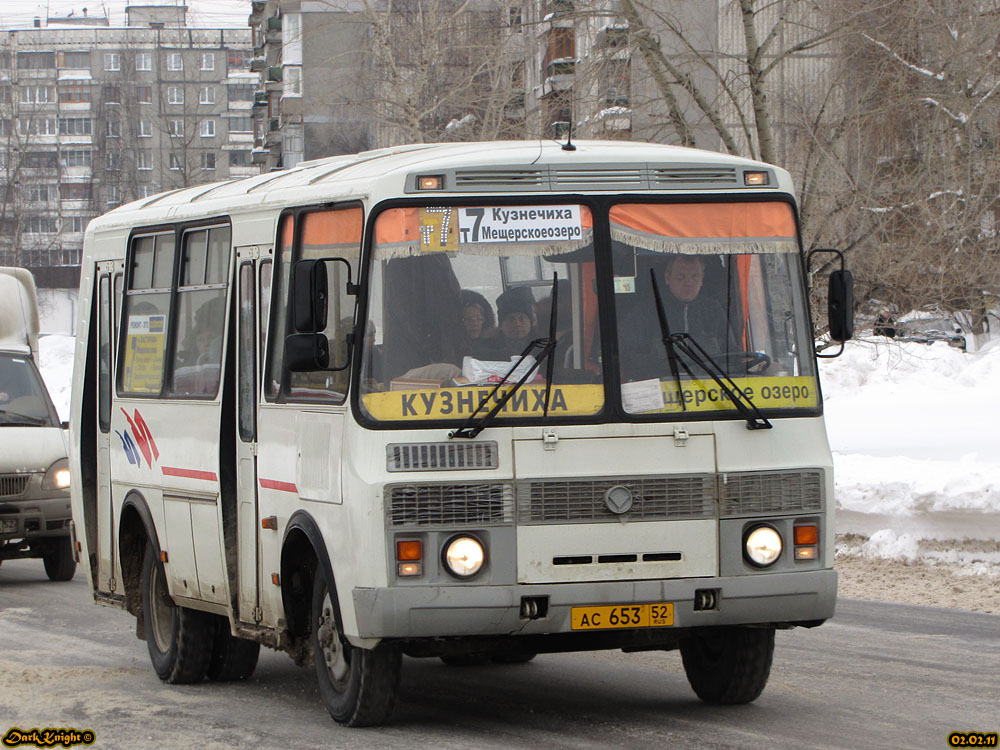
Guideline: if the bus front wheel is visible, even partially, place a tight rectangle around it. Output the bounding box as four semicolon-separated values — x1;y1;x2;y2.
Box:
679;626;774;704
312;570;401;727
141;544;214;684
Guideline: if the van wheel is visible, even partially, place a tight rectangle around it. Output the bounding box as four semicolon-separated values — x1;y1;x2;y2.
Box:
679;626;774;704
141;544;213;684
312;570;401;727
207;617;260;681
42;537;76;581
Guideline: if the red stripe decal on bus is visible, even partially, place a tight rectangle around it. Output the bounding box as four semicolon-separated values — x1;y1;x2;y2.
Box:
259;478;298;494
161;466;219;481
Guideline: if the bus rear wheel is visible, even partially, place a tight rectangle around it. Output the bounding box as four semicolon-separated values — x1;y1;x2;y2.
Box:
207;616;260;681
312;570;401;727
679;626;774;705
141;544;214;684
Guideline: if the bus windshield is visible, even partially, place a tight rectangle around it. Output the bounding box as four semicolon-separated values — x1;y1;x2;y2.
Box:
358;200;818;425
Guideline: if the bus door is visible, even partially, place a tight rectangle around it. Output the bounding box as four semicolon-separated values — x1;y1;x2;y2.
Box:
235;246;272;623
95;261;122;593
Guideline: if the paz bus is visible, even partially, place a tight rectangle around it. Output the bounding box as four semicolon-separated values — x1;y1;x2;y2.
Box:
70;140;853;726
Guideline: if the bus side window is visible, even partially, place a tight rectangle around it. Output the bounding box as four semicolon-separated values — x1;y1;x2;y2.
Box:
169;225;231;398
119;233;174;396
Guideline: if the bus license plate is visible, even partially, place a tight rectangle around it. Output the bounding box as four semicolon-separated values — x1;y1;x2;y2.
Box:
570;602;674;630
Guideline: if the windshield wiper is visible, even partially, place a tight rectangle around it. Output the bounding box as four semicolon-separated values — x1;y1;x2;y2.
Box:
0;409;50;426
450;274;559;439
650;273;771;431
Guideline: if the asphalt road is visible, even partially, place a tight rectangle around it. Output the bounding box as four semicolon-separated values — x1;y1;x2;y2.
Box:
1;559;997;750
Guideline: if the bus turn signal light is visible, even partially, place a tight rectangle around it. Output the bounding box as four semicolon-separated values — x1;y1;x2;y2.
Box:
397;540;422;561
794;525;818;545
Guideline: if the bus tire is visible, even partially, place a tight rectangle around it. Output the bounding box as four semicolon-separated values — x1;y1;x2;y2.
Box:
312;570;401;727
42;537;76;581
679;626;774;705
141;544;214;684
207;617;260;681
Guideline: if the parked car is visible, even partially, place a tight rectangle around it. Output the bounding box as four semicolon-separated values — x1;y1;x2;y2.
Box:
893;313;969;351
0;267;75;580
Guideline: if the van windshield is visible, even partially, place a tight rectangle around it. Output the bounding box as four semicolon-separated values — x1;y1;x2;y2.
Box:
0;353;59;426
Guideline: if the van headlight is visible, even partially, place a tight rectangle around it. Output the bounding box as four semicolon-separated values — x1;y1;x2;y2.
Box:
744;525;782;567
42;458;71;490
443;535;486;578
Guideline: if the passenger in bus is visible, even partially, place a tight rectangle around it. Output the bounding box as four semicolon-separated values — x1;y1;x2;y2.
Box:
459;289;496;359
482;286;539;360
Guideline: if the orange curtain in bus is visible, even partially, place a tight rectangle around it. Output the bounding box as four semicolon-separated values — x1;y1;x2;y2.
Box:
301;207;363;254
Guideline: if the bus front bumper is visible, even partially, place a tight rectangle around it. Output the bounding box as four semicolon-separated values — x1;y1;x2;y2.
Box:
352;568;837;640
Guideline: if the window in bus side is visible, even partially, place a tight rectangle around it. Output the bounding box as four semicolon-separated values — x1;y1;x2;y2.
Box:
119;232;175;395
169;225;231;398
265;205;362;404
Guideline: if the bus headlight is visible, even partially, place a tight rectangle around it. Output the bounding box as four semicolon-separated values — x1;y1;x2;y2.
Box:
744;525;782;567
443;535;486;578
42;458;71;490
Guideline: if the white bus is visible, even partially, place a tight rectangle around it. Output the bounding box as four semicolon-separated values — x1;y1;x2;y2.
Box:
70;140;852;726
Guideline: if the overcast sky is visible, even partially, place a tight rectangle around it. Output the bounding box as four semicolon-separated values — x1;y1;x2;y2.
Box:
1;0;251;29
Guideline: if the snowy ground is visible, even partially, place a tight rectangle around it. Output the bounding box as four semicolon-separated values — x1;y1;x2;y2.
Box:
35;331;1000;613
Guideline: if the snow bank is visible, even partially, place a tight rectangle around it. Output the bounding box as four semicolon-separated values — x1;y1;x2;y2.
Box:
820;335;1000;556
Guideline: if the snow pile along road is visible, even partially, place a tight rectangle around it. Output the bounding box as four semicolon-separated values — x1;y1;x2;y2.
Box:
820;336;1000;573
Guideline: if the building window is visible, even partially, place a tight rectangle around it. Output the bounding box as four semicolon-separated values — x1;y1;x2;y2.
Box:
71;216;89;233
60;51;90;69
59;84;91;103
202;152;216;170
59;118;92;136
200;86;215;104
19;118;58;135
24;151;58;169
137;151;153;170
136;52;152;71
17;52;55;70
200;120;216;137
284;66;302;97
106;119;121;138
169;153;185;171
167;53;184;71
107;186;121;205
168;119;184;137
25;185;54;202
61;150;92;168
104;53;121;72
229;116;252;133
106;152;121;171
60;183;92;200
201;53;215;71
103;86;121;104
137;85;152;104
138;120;152;138
25;217;58;234
137;185;156;199
229;84;254;101
167;86;184;105
229;150;251;167
227;48;251;69
21;86;55;104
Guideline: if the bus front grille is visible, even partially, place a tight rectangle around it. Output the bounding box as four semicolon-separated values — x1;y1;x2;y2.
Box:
387;482;514;526
386;442;499;472
719;470;823;517
0;474;30;498
516;475;716;524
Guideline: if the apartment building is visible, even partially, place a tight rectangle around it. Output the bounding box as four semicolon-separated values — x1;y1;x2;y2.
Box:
0;5;252;301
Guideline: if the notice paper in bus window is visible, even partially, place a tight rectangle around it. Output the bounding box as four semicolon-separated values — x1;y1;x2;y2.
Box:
123;314;166;393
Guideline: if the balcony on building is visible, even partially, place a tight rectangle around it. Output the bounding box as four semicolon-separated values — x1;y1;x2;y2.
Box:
539;58;576;98
595;22;629;50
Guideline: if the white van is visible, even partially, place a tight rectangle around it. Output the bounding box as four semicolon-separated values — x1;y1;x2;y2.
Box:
0;267;75;580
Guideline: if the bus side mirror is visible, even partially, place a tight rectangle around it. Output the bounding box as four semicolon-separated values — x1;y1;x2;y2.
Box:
292;259;328;333
285;332;330;371
828;269;854;342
